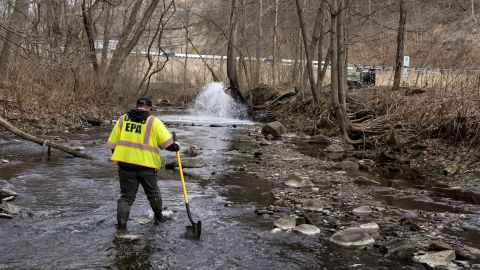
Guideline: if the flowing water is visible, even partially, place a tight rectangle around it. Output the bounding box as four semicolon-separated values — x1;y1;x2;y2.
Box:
0;85;424;269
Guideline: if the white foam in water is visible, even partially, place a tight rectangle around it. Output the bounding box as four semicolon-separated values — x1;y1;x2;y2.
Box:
191;82;248;119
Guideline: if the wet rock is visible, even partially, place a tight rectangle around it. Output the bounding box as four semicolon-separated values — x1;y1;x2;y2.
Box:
0;188;18;198
294;224;321;235
414;250;456;269
444;164;459;176
453;246;478;260
302;199;325;212
70;145;85;151
330;227;375;248
284;174;314;188
334;161;359;171
86;118;102;126
234;135;256;143
2;196;15;202
359;223;380;235
258;138;271;146
295;217;305;225
1;159;10;163
306;134;330;144
255;208;274;215
0;203;21;214
184;146;201;157
380;238;416;259
261;121;287;139
358;159;376;170
353;206;372;216
0;212;13;219
115;234;141;241
271;228;282;234
274;216;297;230
453;260;470;269
325;144;343;153
354;176;380;186
428;241;453;251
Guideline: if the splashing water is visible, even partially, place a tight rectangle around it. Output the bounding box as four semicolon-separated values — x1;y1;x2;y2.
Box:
191;82;248;119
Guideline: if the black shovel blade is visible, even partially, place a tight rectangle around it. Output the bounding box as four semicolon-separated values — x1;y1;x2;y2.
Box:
185;221;201;239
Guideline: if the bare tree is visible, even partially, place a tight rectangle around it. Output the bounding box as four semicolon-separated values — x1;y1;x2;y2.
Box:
392;0;406;90
295;0;319;104
271;0;278;84
472;0;477;21
0;0;29;78
254;0;263;86
330;0;350;137
105;0;161;91
101;2;113;73
81;0;99;74
226;0;245;103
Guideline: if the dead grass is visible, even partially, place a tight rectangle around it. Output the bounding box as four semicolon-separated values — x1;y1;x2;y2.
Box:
0;58;117;133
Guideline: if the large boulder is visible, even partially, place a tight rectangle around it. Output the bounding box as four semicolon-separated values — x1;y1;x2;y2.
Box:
414;250;456;269
330;227;375;248
261;121;287;139
294;224;321;235
274;216;297;230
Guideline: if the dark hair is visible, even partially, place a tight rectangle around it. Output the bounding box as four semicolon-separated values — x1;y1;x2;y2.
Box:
136;97;152;107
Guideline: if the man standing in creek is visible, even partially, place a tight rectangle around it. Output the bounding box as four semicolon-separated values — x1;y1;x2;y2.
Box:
106;97;180;236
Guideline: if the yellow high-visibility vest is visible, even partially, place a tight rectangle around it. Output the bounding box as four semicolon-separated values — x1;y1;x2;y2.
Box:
106;114;173;170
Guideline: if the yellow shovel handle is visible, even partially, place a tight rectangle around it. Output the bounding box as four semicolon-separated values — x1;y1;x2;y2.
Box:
176;150;189;204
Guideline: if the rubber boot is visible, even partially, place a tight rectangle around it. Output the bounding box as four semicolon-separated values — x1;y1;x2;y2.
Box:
148;197;163;225
116;200;131;235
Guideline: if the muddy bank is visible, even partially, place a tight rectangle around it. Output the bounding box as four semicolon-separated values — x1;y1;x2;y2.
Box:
222;125;480;269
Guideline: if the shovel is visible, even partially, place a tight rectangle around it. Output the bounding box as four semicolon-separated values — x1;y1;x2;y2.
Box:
172;132;202;239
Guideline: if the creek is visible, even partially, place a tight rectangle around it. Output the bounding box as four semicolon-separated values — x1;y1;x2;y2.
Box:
1;83;478;269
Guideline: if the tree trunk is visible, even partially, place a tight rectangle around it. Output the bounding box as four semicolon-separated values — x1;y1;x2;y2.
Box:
227;0;245;103
105;0;161;92
0;117;94;159
101;3;113;74
392;0;406;90
183;11;190;89
295;0;319;104
0;0;29;78
81;0;99;74
330;0;350;137
254;0;263;86
271;0;278;85
472;0;476;21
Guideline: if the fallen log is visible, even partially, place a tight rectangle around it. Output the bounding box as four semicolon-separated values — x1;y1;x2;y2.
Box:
0;117;94;159
253;90;297;110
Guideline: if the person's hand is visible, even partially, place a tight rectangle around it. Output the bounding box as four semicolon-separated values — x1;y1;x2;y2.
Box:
166;142;180;152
